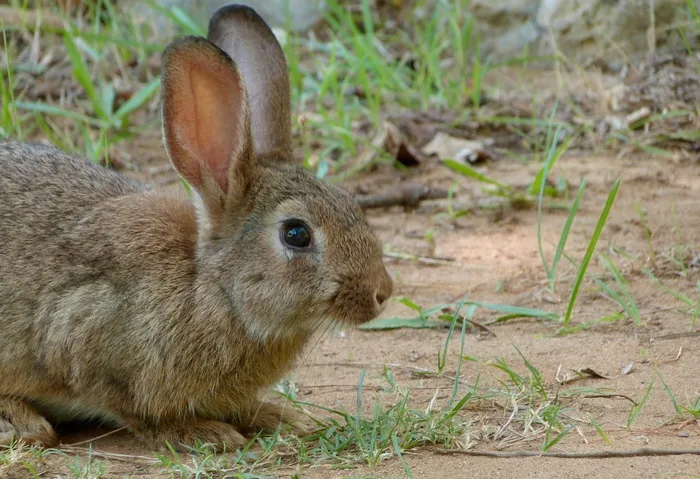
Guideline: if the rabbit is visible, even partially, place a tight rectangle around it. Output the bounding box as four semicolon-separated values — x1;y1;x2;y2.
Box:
0;4;393;452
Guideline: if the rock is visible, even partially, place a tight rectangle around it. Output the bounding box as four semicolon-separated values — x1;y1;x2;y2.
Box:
472;0;698;66
129;0;326;39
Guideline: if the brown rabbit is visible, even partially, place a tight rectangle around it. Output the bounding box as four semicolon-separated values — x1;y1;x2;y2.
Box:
0;4;392;451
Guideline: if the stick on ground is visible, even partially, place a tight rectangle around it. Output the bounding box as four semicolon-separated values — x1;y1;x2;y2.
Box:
435;447;700;459
355;183;451;210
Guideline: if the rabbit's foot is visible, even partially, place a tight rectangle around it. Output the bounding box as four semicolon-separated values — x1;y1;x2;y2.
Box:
239;401;315;437
0;397;57;447
134;418;247;453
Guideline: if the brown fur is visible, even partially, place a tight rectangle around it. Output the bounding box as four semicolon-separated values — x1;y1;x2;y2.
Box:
0;4;392;451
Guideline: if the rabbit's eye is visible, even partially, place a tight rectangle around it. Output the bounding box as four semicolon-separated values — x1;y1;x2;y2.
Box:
281;221;312;249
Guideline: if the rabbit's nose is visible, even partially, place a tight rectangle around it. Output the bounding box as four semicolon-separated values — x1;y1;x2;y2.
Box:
374;269;393;309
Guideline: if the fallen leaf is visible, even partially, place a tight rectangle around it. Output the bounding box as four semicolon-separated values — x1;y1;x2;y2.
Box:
352;121;425;169
577;368;611;379
626;106;652;128
359;316;441;330
383;121;424;166
621;361;635;375
557;367;612;384
422;131;494;164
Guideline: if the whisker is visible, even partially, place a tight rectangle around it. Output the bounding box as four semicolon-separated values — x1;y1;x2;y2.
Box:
296;315;333;369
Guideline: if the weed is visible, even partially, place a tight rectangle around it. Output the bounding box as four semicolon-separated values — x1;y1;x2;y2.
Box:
596;254;641;324
361;296;558;331
627;378;655;428
657;370;700;419
562;179;622;327
67;448;105;479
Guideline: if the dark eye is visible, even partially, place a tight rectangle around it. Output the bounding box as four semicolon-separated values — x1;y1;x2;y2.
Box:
282;221;312;249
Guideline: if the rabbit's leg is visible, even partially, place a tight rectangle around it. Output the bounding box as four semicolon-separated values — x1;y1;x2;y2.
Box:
238;400;315;437
0;397;57;447
129;418;247;452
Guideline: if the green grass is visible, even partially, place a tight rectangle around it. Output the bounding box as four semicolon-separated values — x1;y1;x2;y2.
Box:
1;0;161;161
282;0;497;176
562;179;622;327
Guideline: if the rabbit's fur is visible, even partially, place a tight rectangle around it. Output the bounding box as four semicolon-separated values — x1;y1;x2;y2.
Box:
0;5;392;451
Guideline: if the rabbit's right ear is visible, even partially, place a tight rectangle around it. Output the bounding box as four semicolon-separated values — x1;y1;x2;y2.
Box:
207;5;292;163
161;36;253;224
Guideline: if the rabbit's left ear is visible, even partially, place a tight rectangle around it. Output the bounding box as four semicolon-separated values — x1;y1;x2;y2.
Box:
161;36;253;224
208;5;292;163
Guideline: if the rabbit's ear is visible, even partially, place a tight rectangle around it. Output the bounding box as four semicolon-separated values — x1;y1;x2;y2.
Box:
208;5;292;163
161;36;253;222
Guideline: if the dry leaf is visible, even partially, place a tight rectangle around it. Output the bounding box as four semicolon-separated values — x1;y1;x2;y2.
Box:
383;122;424;166
577;368;611;379
352;121;424;169
626;107;651;128
556;367;611;384
422;132;494;164
621;361;635;375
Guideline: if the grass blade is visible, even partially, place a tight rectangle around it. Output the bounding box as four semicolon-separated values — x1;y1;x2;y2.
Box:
113;77;161;122
656;369;682;415
15;101;106;128
588;414;612;445
627;378;654;428
548;179;587;291
542;424;574;451
442;159;510;191
563;178;621;326
392;435;415;479
142;0;205;35
63;34;107;120
599;254;641;324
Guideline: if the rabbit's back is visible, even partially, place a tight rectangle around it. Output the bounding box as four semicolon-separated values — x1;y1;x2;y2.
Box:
0;142;145;296
0;142;149;407
0;142;143;222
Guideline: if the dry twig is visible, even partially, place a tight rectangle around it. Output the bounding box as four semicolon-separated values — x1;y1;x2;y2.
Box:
355;183;451;210
435;447;700;459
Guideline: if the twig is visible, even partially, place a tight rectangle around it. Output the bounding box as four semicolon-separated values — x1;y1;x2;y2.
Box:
63;426;128;446
355;183;451;210
383;250;456;266
582;394;637;405
652;331;700;341
302;384;443;391
435;447;700;459
469;319;497;337
59;445;159;464
302;361;475;389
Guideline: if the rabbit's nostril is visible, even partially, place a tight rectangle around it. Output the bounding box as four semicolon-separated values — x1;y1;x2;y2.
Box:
374;269;393;308
375;290;388;306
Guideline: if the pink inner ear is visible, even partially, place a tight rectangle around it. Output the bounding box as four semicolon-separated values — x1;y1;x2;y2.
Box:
187;68;239;193
164;46;247;196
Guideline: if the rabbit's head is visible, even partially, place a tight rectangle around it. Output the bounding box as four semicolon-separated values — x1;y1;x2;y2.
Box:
160;5;392;343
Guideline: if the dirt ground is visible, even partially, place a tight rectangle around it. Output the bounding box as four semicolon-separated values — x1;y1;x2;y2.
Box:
4;141;698;478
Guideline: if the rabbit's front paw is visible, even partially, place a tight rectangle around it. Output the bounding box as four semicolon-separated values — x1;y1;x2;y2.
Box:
0;397;57;447
240;401;316;438
139;419;247;453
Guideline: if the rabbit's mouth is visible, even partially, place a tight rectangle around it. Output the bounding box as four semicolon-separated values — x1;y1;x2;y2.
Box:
324;288;386;327
324;264;393;327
